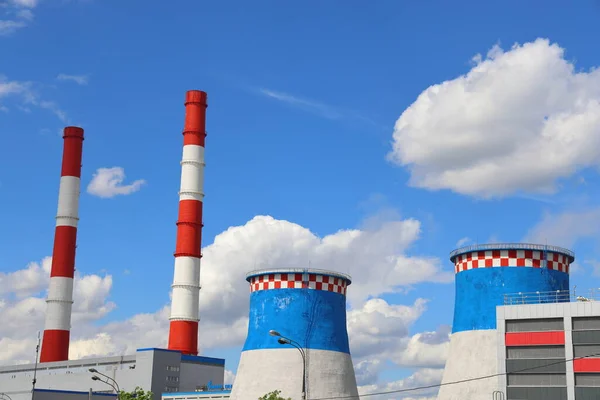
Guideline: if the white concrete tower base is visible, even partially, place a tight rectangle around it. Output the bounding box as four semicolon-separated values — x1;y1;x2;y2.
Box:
231;348;358;400
437;330;499;400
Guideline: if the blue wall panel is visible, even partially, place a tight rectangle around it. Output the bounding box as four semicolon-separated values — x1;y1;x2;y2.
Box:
242;289;350;354
453;268;569;333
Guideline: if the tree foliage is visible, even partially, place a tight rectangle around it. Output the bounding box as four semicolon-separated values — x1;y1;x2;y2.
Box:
259;390;292;400
118;386;154;400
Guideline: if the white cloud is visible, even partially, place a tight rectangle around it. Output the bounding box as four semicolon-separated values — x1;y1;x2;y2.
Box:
0;74;68;121
455;237;471;247
358;368;444;400
1;0;38;35
0;257;114;364
224;370;235;385
87;167;146;199
388;38;600;199
258;87;380;127
259;88;343;119
0;215;451;394
525;207;600;248
57;74;89;85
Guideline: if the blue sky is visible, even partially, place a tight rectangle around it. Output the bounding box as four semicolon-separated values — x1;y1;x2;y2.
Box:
2;0;600;397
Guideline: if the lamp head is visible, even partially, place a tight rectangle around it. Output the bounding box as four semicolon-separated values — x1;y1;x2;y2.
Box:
89;368;98;373
278;338;290;345
269;330;281;337
91;376;100;381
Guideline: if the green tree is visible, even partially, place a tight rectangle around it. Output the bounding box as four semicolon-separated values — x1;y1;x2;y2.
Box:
258;390;292;400
118;386;154;400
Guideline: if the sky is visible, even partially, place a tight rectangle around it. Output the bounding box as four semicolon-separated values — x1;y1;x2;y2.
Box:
1;0;600;399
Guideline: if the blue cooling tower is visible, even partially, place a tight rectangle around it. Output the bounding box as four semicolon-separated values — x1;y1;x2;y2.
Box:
437;243;574;400
230;268;359;400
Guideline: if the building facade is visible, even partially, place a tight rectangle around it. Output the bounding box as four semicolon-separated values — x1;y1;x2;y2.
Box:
497;295;600;400
0;348;225;400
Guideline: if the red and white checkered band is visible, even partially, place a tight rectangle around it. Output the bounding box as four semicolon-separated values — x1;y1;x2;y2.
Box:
454;250;570;274
249;273;348;295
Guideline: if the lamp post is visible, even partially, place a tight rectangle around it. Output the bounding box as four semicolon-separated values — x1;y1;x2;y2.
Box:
269;330;306;400
91;376;119;398
89;368;121;394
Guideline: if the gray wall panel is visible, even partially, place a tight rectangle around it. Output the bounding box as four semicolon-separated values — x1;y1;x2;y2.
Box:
573;344;600;357
572;330;600;345
506;318;564;333
573;317;600;331
575;373;600;386
575;387;600;400
506;359;566;374
507;386;567;400
507;346;565;359
507;373;566;386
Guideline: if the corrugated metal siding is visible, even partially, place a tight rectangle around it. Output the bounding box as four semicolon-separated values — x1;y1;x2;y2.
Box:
506;359;566;374
506;318;564;332
574;387;600;399
573;317;600;331
506;386;567;400
572;330;600;345
507;373;566;386
507;346;565;359
575;373;600;386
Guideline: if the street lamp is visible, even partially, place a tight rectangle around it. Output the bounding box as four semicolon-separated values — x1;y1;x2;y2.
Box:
91;376;119;397
269;330;306;400
89;368;121;394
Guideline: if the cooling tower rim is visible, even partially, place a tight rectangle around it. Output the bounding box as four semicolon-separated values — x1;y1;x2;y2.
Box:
449;242;575;263
245;268;352;285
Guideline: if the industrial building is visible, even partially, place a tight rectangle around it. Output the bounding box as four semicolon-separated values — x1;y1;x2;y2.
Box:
496;295;600;399
0;348;225;400
230;268;359;400
435;242;600;400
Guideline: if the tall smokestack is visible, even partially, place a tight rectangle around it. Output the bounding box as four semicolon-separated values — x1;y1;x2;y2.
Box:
40;126;84;363
167;90;207;355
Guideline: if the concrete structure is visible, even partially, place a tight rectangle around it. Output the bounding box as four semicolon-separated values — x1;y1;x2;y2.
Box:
496;295;600;400
230;268;359;400
40;126;85;363
168;90;208;356
437;243;573;400
0;348;225;400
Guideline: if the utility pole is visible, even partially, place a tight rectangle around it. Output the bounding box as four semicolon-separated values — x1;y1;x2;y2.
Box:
31;332;41;400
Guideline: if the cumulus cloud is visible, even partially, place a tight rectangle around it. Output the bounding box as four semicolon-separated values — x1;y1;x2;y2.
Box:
57;74;89;85
0;257;114;364
388;38;600;198
0;215;451;393
87;167;146;198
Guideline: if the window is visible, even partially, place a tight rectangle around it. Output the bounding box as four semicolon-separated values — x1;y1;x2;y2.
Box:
164;386;179;392
166;376;180;382
166;365;180;372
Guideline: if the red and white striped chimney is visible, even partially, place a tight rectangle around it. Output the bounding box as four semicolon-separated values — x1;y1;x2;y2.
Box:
40;126;84;363
167;90;207;355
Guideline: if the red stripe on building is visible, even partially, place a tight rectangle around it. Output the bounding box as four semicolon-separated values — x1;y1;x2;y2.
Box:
574;358;600;373
40;329;70;363
168;320;199;356
61;127;84;177
505;331;565;346
50;226;78;278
